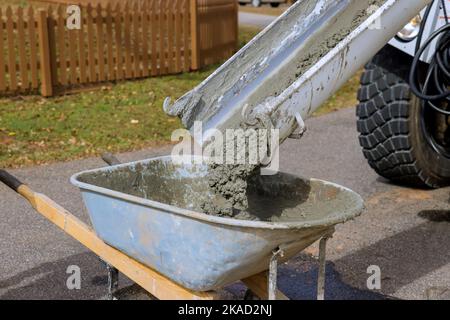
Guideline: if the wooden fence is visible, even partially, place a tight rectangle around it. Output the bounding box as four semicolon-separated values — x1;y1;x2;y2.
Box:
0;0;238;97
196;0;238;68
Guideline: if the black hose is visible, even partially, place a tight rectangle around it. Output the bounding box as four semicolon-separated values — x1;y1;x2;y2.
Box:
441;0;449;24
415;3;433;54
409;1;450;115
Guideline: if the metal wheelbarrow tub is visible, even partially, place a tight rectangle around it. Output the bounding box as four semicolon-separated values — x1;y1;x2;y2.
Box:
71;156;364;292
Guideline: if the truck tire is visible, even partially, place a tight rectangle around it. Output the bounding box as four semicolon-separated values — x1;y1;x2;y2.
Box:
356;45;450;188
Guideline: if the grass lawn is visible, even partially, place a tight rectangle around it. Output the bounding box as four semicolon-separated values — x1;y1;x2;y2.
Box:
0;25;360;168
314;70;361;117
0;0;50;6
0;0;36;6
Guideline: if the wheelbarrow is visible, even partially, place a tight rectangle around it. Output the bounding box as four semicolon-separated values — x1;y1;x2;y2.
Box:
0;154;364;300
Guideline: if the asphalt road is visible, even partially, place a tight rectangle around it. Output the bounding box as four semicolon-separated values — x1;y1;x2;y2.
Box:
239;12;276;28
1;108;449;300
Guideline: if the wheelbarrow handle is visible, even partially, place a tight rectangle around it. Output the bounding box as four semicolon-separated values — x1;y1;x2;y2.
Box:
0;154;120;203
0;169;36;206
101;153;122;166
1;153;121;193
0;169;24;193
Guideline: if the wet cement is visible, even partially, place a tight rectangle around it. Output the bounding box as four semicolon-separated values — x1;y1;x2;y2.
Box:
201;130;270;217
289;0;387;87
201;163;258;218
76;159;357;222
202;0;386;219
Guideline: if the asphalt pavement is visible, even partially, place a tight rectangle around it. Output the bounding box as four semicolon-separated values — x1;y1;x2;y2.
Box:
0;108;449;300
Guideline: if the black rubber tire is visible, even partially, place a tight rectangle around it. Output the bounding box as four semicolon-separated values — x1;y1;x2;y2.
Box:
270;3;280;7
356;45;450;188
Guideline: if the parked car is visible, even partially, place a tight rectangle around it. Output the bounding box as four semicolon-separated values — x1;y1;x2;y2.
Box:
238;0;289;8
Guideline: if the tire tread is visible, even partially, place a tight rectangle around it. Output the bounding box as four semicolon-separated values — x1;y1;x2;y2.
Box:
356;48;439;187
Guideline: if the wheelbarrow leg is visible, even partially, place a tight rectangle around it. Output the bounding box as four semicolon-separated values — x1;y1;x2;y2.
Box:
102;261;119;300
100;153;120;300
317;231;334;301
268;248;284;301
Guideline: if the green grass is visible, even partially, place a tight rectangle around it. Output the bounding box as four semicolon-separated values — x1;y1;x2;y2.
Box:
314;70;362;116
238;25;261;48
0;0;33;7
0;25;360;168
0;68;217;168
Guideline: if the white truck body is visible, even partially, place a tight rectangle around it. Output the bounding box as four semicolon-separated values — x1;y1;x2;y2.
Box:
390;0;450;61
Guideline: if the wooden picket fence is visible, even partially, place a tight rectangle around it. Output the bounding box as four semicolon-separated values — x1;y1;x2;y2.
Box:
0;0;238;97
196;0;238;67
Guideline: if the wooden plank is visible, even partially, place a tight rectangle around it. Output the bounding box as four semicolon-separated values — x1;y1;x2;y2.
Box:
199;39;236;57
233;0;238;54
141;1;149;77
198;0;204;66
37;9;53;97
159;0;166;75
167;1;174;74
189;0;200;70
56;5;67;86
174;0;182;73
197;0;238;66
200;0;206;67
113;2;123;80
105;3;114;81
132;1;140;78
17;7;29;91
17;185;219;301
182;0;190;72
124;3;132;78
68;28;78;85
46;7;58;88
77;6;87;84
28;7;39;90
6;7;17;91
0;9;6;92
86;4;96;82
242;273;290;300
95;4;105;82
150;0;158;76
